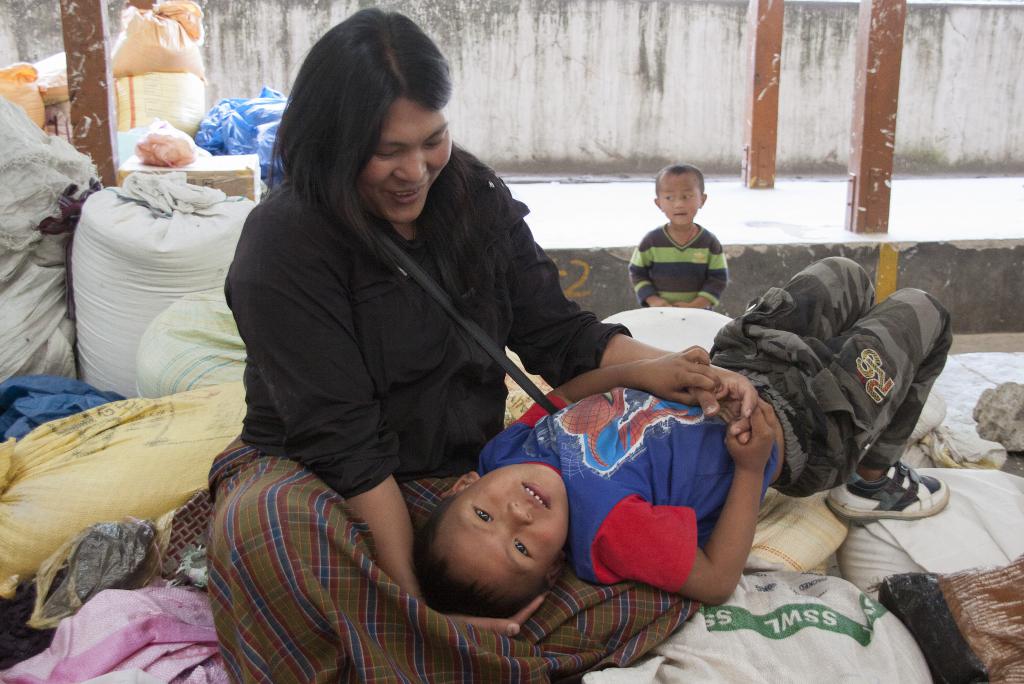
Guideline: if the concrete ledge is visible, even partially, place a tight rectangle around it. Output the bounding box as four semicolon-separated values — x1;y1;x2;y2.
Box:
549;239;1024;334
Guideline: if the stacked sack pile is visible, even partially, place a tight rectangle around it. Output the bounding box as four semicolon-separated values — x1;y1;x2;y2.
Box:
0;51;93;141
1;7;256;676
112;0;207;137
33;53;73;140
0;98;96;381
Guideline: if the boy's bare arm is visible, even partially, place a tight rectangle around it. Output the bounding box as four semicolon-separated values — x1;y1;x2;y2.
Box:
645;294;671;307
678;403;774;605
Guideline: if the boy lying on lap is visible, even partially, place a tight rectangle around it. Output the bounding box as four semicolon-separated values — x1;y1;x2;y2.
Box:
415;258;952;622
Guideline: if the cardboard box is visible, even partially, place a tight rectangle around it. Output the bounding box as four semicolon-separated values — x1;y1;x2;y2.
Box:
117;153;261;202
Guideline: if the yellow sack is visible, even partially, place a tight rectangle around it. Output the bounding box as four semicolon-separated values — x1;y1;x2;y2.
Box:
0;382;245;597
112;1;205;81
116;72;206;136
0;62;44;128
750;489;849;573
136;290;246;398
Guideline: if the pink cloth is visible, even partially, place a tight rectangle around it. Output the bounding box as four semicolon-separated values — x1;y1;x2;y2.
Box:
1;587;221;684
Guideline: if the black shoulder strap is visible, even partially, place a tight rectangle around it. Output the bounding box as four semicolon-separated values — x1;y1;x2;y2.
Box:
379;238;559;415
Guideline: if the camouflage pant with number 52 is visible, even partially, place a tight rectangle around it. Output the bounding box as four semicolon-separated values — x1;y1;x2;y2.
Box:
711;256;952;497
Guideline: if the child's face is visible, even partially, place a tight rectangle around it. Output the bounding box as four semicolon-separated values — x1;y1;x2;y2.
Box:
655;172;707;229
437;464;569;598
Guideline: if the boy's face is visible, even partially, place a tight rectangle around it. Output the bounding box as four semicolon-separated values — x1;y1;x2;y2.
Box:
437;464;569;600
654;172;707;229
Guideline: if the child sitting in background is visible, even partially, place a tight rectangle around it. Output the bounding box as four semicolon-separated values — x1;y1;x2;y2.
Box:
415;257;951;621
628;164;728;309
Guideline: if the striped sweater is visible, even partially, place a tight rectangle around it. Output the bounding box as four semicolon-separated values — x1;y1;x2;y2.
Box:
628;224;728;307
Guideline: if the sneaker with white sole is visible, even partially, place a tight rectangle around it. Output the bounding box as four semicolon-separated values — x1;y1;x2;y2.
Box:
826;462;950;522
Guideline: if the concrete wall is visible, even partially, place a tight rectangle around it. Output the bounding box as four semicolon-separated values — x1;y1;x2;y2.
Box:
2;0;1022;174
548;239;1024;333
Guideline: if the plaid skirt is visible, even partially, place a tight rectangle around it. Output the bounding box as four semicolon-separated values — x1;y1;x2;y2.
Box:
207;441;693;683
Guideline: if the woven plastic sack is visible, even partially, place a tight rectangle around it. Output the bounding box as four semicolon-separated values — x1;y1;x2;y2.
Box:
837;469;1024;597
112;1;205;81
72;180;253;396
748;489;848;573
585;572;931;683
0;62;44;128
115;72;206;136
0;98;95;382
0;257;76;382
0;97;94;251
0;382;245;597
136;290;246;398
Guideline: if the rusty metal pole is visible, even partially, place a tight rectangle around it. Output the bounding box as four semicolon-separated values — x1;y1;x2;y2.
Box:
742;0;784;189
59;0;118;187
846;0;907;234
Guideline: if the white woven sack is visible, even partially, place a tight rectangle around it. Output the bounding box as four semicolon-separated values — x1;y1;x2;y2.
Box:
0;252;75;381
0;97;95;252
909;390;945;441
584;572;930;683
0;98;94;381
837;469;1024;597
73;177;254;396
136;289;245;397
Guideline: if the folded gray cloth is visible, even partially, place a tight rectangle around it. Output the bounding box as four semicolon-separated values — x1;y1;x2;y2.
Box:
116;171;227;217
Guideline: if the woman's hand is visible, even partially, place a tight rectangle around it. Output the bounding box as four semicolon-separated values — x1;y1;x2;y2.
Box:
561;345;721;406
444;593;547;638
627;347;722;408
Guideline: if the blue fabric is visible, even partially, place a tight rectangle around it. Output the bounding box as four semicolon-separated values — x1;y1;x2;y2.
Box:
195;87;286;186
479;388;777;584
0;376;123;440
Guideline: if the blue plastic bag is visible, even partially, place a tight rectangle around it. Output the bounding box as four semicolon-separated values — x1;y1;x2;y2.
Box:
195;86;286;186
0;375;124;440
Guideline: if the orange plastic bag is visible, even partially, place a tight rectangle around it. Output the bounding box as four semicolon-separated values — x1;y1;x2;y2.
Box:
135;119;199;167
0;63;44;128
112;1;206;81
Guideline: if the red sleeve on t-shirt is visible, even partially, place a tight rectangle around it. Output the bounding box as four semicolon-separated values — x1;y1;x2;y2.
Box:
591;494;698;593
515;393;569;428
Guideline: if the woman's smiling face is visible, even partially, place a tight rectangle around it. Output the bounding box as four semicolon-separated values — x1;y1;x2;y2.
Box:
356;97;452;239
437;464;569;597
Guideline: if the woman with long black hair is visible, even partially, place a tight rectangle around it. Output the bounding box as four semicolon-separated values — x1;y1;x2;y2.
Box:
209;8;754;679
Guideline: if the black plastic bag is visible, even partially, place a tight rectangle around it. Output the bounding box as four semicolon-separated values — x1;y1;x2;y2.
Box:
29;519;159;629
878;572;987;683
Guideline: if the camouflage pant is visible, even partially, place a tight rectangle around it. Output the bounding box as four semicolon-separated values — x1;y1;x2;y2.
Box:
711;257;952;497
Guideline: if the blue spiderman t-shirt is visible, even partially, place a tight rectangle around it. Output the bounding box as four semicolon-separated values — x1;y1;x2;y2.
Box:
478;388;778;592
